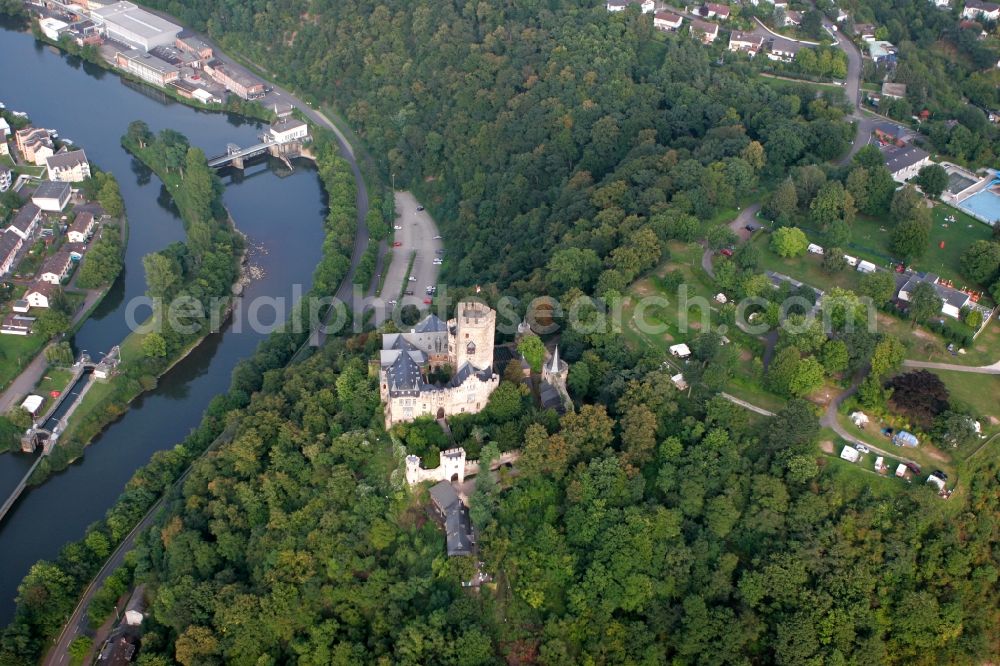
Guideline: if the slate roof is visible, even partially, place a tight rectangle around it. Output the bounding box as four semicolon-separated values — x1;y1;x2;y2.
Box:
385;349;423;393
414;313;448;333
46;149;89;171
447;362;494;389
882;145;929;174
428;481;474;557
898;273;970;309
0;233;21;261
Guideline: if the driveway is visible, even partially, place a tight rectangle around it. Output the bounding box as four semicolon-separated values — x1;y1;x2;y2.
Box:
820;379;919;464
701;203;762;279
372;192;441;325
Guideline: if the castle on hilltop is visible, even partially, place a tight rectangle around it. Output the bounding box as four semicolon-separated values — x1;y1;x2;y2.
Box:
379;301;500;428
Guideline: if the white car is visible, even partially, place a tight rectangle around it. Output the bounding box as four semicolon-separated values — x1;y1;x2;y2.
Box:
408;276;417;282
433;235;442;239
433;259;443;265
393;225;402;230
855;444;870;454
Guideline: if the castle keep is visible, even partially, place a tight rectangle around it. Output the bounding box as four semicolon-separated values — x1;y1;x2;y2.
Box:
379;301;499;428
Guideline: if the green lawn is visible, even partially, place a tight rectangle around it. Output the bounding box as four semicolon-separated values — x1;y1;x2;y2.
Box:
32;367;74;415
623;241;786;411
847;205;994;292
0;334;47;394
931;370;1000;435
751;232;863;292
834;410;957;482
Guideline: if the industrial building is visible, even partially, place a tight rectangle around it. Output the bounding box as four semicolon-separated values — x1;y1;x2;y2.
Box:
115;49;180;87
92;1;181;51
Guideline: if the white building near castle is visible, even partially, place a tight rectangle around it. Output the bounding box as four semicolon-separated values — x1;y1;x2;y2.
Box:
379;301;500;428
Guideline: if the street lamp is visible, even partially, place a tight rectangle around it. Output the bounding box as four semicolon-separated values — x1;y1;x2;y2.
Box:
391;172;395;192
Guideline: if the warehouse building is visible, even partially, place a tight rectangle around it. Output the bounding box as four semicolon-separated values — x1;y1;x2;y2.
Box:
93;1;180;51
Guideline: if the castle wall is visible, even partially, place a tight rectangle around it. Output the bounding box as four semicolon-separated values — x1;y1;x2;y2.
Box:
384;372;499;428
450;302;496;371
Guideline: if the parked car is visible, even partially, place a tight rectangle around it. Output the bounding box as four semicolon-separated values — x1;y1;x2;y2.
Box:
433;235;442;240
393;225;402;230
433;259;443;265
932;469;948;480
416;205;425;211
745;224;755;231
404;290;413;295
855;444;870;454
435;249;445;254
905;462;922;475
408;276;416;282
720;248;733;257
393;241;402;247
423;297;432;304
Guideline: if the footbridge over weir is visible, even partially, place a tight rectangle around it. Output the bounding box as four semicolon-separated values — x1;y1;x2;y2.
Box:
207;136;304;170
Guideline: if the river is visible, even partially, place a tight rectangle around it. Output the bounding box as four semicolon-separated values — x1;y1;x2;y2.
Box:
0;30;328;623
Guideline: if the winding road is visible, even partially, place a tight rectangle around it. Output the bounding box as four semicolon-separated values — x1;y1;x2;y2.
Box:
819;378;919;465
901;359;1000;374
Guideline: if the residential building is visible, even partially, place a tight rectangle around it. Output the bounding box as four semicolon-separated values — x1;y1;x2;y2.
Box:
92;1;181;51
882;145;931;182
15;127;55;165
67;211;97;243
690;19;719;43
268;117;309;143
46;149;91;182
202;60;265;99
25;282;58;309
881;82;907;99
8;204;41;241
962;0;1000;20
853;23;876;41
653;11;684;30
115;49;180;87
836;8;849;22
896;272;972;318
930;0;950;7
1;314;35;336
701;3;731;19
0;165;10;192
670;343;691;358
0;233;23;275
428;481;475;557
784;10;802;26
729;30;764;55
867;40;898;64
39;249;74;284
606;0;656;12
38;17;68;41
378;302;500;428
31;181;72;212
767;40;802;62
0;117;9;156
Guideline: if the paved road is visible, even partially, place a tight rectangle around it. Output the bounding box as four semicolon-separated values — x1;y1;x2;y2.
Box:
901;359;1000;374
374;192;442;325
43;423;236;666
820;379;919;465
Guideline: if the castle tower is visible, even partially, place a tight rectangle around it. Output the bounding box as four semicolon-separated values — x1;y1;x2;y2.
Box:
405;454;422;485
449;301;496;371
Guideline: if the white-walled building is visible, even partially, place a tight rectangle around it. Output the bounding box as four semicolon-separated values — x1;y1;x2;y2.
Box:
606;0;656;12
8;204;41;241
31;181;71;212
882;145;931;182
46;149;91;182
39;17;69;41
653;11;684;30
268;118;309;143
962;0;1000;20
729;31;764;55
92;2;181;51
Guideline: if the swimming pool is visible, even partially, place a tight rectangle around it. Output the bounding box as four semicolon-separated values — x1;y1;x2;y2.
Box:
958;179;1000;225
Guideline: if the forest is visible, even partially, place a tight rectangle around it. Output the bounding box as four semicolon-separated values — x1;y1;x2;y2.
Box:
145;0;853;295
2;1;998;664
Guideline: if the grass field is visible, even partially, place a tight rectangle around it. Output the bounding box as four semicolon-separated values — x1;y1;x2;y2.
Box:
0;334;47;393
931;370;1000;434
847;205;994;291
623;241;786;410
751;231;864;292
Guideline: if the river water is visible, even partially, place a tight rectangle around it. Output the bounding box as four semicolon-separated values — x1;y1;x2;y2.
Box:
0;31;327;623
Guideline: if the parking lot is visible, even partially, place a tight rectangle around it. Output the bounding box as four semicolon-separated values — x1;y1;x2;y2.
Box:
375;191;442;324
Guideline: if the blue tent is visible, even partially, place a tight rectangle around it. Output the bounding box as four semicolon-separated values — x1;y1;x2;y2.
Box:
893;430;919;448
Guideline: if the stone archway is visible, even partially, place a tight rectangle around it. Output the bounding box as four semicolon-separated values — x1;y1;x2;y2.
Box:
451;473;459;483
437;407;445;419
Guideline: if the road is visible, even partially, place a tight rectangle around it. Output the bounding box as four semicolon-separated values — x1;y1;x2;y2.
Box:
374;192;442;326
901;358;1000;374
819;379;919;465
43;423;237;666
700;203;762;279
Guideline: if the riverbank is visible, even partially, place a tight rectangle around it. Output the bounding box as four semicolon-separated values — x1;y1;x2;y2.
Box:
0;144;364;666
20;132;246;482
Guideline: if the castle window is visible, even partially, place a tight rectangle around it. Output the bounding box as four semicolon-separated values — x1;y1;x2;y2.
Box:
466;341;476;354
